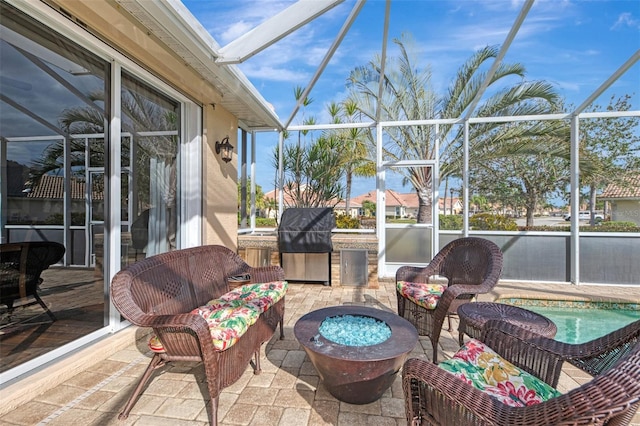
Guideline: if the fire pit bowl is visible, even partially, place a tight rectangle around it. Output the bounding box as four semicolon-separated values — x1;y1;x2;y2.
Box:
294;305;418;404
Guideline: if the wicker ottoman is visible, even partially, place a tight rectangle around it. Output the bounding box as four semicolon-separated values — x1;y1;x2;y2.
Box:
458;302;557;345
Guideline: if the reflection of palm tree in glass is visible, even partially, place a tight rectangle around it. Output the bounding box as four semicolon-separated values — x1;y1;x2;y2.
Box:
30;88;178;251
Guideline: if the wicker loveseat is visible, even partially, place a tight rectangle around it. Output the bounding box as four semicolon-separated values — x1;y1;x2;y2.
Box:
402;319;640;425
110;245;287;425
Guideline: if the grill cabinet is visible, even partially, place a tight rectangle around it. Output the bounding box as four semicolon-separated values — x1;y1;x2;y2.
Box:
278;208;335;285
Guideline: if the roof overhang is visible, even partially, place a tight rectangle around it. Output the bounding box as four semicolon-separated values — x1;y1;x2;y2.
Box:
114;0;283;131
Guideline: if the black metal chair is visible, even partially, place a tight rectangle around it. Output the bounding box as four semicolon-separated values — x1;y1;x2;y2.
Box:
0;241;65;321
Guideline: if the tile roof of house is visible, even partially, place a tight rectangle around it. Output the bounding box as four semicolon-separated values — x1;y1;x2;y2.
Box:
600;175;640;199
26;175;98;200
351;189;414;207
265;187;461;210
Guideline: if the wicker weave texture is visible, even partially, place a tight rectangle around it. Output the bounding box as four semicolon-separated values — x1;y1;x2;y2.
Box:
402;319;640;425
110;245;285;425
396;237;503;363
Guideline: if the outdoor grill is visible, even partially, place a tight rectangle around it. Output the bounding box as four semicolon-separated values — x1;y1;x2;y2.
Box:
278;207;335;285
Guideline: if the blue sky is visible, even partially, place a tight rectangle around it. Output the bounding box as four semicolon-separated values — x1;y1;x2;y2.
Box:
182;0;640;197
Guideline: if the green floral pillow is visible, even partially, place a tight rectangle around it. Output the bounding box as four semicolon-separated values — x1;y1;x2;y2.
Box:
216;281;288;313
396;281;446;310
439;338;561;407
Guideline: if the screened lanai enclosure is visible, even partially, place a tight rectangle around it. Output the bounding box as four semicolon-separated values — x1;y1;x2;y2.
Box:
234;0;640;285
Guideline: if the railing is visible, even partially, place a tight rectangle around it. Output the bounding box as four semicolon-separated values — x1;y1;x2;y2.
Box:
384;228;640;285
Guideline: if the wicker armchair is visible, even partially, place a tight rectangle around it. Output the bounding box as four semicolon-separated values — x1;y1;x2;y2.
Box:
0;241;65;321
402;319;640;425
110;245;286;425
396;237;503;363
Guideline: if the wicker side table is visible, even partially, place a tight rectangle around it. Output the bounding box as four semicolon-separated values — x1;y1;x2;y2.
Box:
457;302;557;346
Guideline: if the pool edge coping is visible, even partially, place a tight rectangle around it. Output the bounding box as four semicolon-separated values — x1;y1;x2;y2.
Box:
492;294;640;310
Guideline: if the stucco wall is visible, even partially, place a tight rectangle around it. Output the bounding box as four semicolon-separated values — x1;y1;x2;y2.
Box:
203;107;239;249
49;0;240;247
611;200;640;225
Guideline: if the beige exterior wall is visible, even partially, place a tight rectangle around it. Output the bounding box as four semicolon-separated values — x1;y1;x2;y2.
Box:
610;200;640;225
203;107;239;249
50;0;240;247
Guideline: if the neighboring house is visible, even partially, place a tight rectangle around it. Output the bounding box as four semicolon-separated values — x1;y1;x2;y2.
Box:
333;199;362;218
351;190;462;219
352;190;411;219
599;176;640;225
262;186;346;218
10;175;89;224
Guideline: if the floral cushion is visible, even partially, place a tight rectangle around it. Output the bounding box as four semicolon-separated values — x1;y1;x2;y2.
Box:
148;281;288;353
214;281;288;313
439;339;562;407
396;281;446;310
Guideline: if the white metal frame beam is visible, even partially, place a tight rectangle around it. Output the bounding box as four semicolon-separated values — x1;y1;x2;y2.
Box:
217;0;345;64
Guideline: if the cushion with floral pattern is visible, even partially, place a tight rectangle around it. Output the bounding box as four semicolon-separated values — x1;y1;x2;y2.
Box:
439;338;562;407
396;281;446;310
214;281;288;313
148;281;288;353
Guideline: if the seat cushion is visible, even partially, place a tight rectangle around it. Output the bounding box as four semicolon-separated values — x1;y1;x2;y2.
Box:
439;338;561;407
213;281;288;313
148;281;288;353
396;281;446;310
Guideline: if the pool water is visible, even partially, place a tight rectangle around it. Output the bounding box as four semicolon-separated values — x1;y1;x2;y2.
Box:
522;306;640;344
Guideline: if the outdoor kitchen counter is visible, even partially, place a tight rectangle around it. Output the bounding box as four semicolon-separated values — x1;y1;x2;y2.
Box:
238;232;378;250
238;232;379;287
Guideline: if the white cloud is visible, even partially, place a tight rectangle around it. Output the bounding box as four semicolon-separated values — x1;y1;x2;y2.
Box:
220;20;256;44
612;12;640;30
239;63;309;82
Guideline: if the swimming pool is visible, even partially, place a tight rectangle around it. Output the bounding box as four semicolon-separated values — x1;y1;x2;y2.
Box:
496;299;640;344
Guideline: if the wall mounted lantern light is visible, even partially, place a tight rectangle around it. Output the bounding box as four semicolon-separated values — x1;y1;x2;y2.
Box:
215;136;233;163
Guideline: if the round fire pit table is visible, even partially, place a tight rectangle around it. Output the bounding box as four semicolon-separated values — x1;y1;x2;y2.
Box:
294;305;418;404
458;302;557;345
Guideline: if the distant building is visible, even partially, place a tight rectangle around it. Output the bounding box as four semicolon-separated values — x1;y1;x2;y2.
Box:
599;175;640;225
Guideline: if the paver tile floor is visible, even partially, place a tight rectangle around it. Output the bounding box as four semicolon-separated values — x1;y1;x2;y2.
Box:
2;280;639;425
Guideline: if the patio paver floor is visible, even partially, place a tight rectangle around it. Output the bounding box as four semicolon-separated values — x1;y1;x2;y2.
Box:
2;280;639;425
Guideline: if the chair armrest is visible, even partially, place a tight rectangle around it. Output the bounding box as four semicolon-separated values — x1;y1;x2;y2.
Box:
247;265;285;283
138;312;205;329
434;283;485;316
483;319;640;378
396;264;440;284
136;312;210;338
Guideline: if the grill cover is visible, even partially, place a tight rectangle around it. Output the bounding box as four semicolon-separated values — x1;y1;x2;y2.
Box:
278;208;335;253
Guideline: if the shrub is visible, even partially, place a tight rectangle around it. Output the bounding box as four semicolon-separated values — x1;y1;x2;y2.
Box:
439;214;462;230
335;214;360;229
592;221;640;232
256;217;276;227
470;213;518;231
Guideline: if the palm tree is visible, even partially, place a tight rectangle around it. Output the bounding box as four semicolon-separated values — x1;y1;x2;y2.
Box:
326;99;376;215
347;34;563;223
29;89;178;211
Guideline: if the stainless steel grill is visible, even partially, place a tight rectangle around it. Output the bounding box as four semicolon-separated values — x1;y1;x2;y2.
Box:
278;208;335;285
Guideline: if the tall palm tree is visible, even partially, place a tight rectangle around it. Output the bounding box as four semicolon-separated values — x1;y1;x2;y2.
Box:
348;35;563;223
